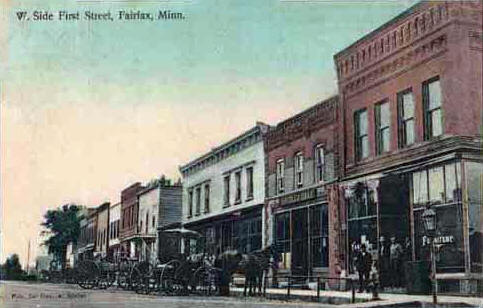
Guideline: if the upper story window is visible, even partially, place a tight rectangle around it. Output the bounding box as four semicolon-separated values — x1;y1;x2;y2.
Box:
295;152;304;188
246;166;254;200
152;215;156;228
223;175;230;207
195;186;201;216
315;145;325;183
423;77;443;139
354;109;369;161
188;189;193;218
276;159;285;193
204;183;210;213
145;211;149;233
375;101;390;155
235;171;242;204
398;90;415;148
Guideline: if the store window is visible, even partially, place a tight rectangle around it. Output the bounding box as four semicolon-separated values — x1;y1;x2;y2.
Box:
423;77;443;139
398;90;415;147
412;162;461;207
310;205;329;268
465;161;482;273
355;109;369;161
275;212;291;269
375;101;390;155
295;152;304;188
315;145;325;183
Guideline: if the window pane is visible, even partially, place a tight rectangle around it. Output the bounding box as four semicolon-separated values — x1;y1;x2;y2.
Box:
380;102;390;127
403;93;414;119
429;167;444;203
361;136;369;158
382;128;390;152
413;171;428;205
428;80;442;109
405;120;415;145
431;109;443;137
359;110;368;134
445;163;457;202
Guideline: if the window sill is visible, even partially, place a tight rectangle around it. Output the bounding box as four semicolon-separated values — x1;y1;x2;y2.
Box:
234;200;241;205
246;196;254;202
223;204;230;208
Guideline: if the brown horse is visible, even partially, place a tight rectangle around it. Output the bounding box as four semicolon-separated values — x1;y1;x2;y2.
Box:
237;246;275;296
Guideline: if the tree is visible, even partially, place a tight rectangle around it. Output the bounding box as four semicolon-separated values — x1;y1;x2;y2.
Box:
1;254;24;280
41;204;83;270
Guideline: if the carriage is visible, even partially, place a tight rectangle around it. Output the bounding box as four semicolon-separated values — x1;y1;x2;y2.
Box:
131;227;221;296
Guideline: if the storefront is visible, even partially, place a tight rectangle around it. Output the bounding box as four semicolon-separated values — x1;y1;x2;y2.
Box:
270;187;329;277
342;157;482;292
184;205;263;256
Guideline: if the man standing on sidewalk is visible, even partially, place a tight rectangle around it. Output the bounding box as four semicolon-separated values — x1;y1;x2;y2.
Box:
356;244;372;292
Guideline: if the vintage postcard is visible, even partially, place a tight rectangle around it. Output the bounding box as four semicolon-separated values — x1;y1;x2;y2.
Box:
1;0;482;307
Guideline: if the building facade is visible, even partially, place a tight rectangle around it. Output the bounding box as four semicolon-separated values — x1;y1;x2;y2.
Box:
108;202;121;261
76;208;97;261
333;1;482;291
180;123;269;256
94;202;110;259
120;182;145;259
265;96;339;280
137;177;182;263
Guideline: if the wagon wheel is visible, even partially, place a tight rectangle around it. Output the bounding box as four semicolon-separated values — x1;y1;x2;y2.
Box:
76;260;99;289
131;261;153;294
98;265;116;290
117;261;133;290
190;266;220;296
159;260;181;295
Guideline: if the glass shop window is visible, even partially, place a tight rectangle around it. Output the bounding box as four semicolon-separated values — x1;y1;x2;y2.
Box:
275;212;291;269
412;162;461;207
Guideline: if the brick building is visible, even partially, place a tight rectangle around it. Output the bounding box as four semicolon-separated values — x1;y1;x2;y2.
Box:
120;182;145;258
264;96;339;281
333;1;482;292
94;202;110;259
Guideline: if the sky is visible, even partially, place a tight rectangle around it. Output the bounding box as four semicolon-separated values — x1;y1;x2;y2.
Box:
1;0;418;266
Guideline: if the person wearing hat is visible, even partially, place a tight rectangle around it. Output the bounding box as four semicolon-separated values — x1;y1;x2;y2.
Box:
355;244;372;292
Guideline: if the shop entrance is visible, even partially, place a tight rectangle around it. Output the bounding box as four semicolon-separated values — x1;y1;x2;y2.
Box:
291;207;308;277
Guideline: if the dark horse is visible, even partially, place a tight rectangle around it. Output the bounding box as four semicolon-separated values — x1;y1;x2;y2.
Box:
237;245;276;296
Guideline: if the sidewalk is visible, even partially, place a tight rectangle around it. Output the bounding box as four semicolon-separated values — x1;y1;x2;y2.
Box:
230;287;483;307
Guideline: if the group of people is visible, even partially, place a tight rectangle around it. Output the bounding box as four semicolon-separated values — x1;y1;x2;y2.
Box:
352;235;412;293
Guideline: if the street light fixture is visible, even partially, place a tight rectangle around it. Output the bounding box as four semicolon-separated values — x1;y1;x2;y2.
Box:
422;206;437;304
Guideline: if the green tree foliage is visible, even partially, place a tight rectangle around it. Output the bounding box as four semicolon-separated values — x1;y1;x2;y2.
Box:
0;254;25;280
41;204;83;269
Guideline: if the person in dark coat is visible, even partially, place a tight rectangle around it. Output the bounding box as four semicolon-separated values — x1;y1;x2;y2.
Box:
355;244;372;292
378;236;389;288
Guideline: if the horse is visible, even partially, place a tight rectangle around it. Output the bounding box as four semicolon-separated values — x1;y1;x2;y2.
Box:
237;245;276;296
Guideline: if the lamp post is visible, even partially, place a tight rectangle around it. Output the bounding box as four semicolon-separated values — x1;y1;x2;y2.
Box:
421;206;437;305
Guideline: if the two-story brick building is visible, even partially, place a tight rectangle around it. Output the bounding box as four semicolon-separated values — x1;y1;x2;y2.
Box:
333;1;482;292
180;123;269;256
265;96;339;282
120;182;145;259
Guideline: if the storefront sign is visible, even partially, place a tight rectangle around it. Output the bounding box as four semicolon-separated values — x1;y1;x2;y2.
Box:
280;188;316;206
434;235;455;245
